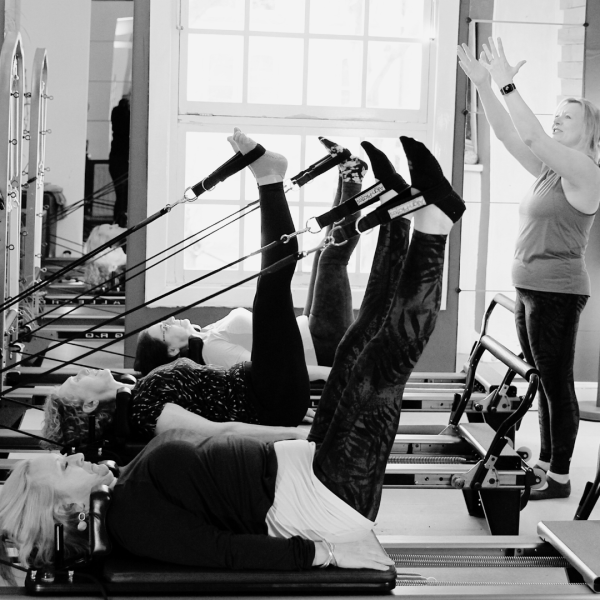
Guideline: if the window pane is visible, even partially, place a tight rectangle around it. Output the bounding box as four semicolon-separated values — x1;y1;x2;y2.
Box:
250;0;305;33
369;0;425;38
184;204;240;270
186;132;241;201
366;41;421;109
188;0;245;30
187;34;244;102
248;37;304;105
307;40;363;107
309;0;365;35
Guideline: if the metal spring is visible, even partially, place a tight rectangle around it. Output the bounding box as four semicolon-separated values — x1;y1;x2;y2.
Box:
396;580;588;587
387;455;467;464
389;554;571;568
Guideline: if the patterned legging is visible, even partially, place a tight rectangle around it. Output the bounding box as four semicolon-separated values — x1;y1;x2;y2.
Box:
304;177;361;366
514;288;587;475
308;219;447;520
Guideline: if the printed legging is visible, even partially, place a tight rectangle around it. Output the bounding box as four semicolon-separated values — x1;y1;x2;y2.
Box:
308;218;447;520
514;288;588;475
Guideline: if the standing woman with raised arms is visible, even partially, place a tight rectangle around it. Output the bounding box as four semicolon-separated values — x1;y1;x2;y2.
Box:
458;37;600;499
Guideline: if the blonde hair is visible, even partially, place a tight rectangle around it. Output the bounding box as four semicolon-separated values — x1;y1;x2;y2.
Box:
83;224;127;286
0;460;88;584
556;97;600;163
41;390;115;451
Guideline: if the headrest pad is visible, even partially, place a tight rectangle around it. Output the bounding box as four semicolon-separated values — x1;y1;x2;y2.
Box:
89;484;112;559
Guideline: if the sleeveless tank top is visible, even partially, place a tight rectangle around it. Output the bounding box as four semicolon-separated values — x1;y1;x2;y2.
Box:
511;165;596;295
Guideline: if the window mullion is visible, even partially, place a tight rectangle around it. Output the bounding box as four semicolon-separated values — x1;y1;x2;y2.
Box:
362;0;370;109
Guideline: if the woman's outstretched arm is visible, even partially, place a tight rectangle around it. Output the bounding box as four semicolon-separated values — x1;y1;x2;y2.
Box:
478;37;600;212
156;403;307;442
457;42;542;176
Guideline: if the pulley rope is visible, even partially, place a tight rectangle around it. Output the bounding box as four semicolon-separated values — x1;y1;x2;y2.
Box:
21;200;260;331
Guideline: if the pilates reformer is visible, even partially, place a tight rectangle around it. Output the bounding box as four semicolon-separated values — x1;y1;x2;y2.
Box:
18;468;600;598
15;330;538;536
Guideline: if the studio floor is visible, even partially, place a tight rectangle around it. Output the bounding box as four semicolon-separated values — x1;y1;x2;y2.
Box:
375;385;600;538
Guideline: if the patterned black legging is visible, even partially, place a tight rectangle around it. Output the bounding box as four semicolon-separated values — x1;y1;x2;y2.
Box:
308;219;447;520
514;288;588;475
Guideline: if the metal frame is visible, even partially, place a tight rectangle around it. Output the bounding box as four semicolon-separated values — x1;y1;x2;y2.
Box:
0;31;24;393
22;48;48;289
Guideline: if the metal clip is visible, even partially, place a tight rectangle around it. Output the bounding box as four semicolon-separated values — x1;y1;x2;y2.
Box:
305;217;322;235
327;224;348;247
281;226;309;244
183;186;197;202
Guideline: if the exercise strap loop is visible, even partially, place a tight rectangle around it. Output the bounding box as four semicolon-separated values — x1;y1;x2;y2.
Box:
313;180;411;230
286;147;351;191
184;144;266;201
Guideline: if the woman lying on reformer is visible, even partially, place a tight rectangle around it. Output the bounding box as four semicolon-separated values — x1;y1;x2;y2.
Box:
0;130;464;578
133;137;367;379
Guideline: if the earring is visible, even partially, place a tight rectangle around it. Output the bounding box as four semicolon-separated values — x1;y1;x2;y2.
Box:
77;512;88;532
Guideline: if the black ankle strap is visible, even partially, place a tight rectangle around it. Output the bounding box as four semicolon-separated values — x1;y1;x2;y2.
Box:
315;180;410;229
190;144;266;197
291;148;351;188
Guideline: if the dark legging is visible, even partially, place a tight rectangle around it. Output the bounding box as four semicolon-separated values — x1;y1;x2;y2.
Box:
247;182;310;426
514;287;587;475
304;177;361;366
309;221;447;520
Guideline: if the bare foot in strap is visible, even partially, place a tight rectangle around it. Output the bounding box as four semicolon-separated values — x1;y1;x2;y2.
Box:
227;127;288;185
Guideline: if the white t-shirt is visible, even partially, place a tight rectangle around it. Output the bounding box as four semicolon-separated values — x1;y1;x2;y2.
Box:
197;307;318;368
266;439;374;543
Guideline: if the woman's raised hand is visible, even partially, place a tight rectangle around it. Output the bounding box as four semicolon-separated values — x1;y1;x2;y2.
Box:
480;37;526;88
457;43;490;87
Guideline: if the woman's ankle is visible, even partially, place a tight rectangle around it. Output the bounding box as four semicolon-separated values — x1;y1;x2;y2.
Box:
228;127;287;185
413;204;453;235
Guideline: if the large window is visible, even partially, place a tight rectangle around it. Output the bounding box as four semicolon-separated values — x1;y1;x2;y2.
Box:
180;0;431;120
146;0;458;308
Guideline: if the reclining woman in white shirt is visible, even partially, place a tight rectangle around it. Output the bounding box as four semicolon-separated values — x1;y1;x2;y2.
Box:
134;137;368;384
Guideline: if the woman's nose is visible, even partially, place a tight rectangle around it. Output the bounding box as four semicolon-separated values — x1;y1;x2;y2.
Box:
68;453;84;465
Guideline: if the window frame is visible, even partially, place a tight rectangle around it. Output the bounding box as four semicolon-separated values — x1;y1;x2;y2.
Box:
144;0;460;309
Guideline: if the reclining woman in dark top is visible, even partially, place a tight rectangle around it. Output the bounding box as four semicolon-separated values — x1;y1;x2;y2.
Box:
43;128;319;446
0;132;464;579
133;136;367;379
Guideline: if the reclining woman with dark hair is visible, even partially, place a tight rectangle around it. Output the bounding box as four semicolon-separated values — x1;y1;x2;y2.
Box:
0;132;464;579
134;137;367;378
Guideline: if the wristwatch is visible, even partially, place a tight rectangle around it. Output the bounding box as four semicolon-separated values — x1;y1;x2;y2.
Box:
500;83;516;96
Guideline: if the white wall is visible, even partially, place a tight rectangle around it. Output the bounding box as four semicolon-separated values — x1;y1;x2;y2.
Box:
20;0;91;255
